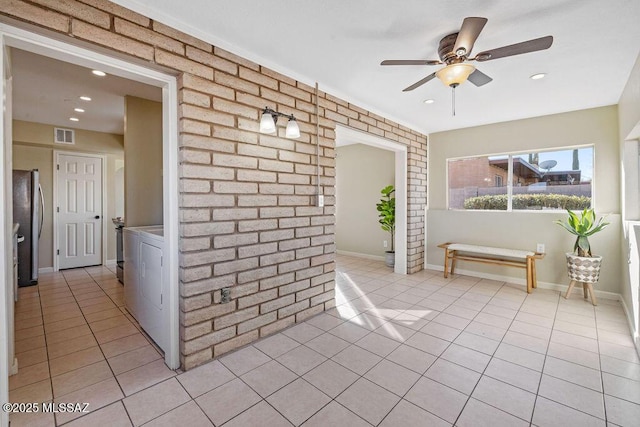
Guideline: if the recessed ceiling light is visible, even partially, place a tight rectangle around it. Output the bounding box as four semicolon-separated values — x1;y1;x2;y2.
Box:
424;99;435;104
74;108;85;113
79;96;91;101
69;117;79;122
92;70;106;77
530;73;546;80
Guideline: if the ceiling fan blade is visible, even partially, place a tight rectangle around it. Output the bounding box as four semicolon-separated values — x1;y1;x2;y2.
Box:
402;73;437;92
474;35;553;62
467;69;493;86
453;17;488;57
381;59;441;66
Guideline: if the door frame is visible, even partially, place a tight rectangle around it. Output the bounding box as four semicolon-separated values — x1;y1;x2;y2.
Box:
53;151;107;271
335;124;408;274
0;23;181;397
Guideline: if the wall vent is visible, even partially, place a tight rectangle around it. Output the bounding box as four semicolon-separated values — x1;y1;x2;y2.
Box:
54;128;75;144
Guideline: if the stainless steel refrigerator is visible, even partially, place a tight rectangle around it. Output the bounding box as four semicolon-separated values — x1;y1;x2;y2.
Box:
13;169;43;287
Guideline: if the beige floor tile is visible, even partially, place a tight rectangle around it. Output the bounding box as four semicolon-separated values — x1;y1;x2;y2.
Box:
405;377;467;424
64;401;132;427
303;359;359;398
43;316;87;334
41;301;80;316
14;334;46;354
74;290;108;301
241;359;298;397
224;400;290;427
532;396;605;427
40;295;76;308
605;394;640;427
8;361;50;391
108;344;162;375
117;359;176;396
14;324;45;341
425;358;481;395
538;374;605;419
386;344;437;374
84;307;126;323
404;331;450;357
15;315;44;330
379;399;450;427
54;377;124;424
94;323;139;344
364;359;420;396
43;309;84;324
49;346;105;377
51;360;113;397
602;372;640;405
494;342;545;371
472;375;536;421
16;347;48;368
9;379;52;403
144;401;213;427
15;308;43;321
47;334;98;359
100;333;149;358
335;377;399;425
544;356;603;392
276;345;327;376
196;378;262;426
441;343;491;373
458;398;529;427
89;314;134;333
253;333;301;358
77;295;114;308
45;324;93;345
81;301;118;315
9;411;55;427
484;358;541;393
177;359;236;398
219;345;272;376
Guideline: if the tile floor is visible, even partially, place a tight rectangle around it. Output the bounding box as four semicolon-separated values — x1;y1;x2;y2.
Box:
8;255;640;426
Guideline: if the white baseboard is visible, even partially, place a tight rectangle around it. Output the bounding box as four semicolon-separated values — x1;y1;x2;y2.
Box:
336;250;385;261
9;357;18;376
106;259;116;265
425;263;620;300
38;267;54;274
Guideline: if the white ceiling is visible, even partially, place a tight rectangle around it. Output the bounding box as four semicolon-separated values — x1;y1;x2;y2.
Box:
11;48;161;134
110;0;640;134
12;2;640;136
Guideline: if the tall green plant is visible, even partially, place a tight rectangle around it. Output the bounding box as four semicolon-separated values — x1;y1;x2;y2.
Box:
554;208;609;257
376;185;395;252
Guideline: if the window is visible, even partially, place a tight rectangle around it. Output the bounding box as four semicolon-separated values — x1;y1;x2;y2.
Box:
448;146;593;211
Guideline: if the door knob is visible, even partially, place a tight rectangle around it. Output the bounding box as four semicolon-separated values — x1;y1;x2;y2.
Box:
94;215;100;219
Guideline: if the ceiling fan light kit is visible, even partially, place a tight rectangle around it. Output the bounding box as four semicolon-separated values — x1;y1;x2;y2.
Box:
259;107;300;139
381;16;553;115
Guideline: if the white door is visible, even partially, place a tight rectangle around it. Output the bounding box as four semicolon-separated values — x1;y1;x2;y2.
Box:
57;153;103;269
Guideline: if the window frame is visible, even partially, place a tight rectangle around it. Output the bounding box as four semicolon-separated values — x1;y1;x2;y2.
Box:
446;144;595;212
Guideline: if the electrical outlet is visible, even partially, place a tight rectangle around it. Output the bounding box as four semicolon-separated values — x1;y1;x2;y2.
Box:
536;243;545;253
221;287;231;303
383;240;388;248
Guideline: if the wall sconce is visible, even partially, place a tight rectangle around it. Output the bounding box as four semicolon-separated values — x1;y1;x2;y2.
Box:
259;107;300;139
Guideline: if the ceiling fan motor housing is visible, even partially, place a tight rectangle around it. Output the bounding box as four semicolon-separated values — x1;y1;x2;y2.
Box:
438;33;465;64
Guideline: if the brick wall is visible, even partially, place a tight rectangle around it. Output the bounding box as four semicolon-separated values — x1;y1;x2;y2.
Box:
1;0;428;369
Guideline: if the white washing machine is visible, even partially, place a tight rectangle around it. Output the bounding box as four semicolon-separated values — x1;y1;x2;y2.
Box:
123;225;166;352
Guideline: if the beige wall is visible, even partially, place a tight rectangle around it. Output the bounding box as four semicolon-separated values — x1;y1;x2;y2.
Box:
336;144;395;257
13;120;124;268
124;96;163;227
427;106;622;294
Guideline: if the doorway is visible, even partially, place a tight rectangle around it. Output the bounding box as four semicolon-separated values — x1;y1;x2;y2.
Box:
55;152;105;270
0;24;180;419
335;124;408;274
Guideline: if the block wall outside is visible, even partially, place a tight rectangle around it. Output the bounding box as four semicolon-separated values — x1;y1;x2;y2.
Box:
1;0;428;369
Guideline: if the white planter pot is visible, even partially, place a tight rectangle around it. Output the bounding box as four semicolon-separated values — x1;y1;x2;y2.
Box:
385;251;395;268
565;253;602;284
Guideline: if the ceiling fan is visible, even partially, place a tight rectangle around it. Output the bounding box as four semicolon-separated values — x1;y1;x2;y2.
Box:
381;17;553;93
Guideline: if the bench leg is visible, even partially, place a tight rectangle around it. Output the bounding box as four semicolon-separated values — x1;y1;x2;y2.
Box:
586;283;597;306
565;280;577;299
526;257;532;293
450;251;457;276
443;249;450;278
531;259;537;289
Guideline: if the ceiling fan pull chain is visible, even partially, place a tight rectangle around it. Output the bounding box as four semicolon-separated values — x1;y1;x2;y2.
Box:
452;85;456;116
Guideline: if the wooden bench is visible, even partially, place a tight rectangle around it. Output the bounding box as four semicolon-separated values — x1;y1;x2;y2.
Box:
438;242;545;293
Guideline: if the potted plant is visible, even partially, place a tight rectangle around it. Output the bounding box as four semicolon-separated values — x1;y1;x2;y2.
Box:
377;185;395;268
555;208;609;303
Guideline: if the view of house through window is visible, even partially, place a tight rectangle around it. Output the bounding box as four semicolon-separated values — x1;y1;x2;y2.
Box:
448;146;594;211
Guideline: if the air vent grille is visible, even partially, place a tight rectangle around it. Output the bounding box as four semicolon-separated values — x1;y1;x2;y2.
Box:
54;128;75;144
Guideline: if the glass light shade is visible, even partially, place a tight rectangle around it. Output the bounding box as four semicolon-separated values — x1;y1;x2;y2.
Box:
259;112;276;134
436;63;476;87
285;119;300;139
